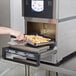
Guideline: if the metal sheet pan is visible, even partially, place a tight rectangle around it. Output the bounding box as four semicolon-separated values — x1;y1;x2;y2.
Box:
27;40;55;47
25;35;55;47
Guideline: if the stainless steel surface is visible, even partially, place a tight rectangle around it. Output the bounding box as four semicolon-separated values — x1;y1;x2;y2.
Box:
39;55;76;76
0;59;25;76
39;64;76;76
9;45;50;53
24;0;76;65
25;17;57;24
57;19;76;62
25;65;30;76
41;49;57;64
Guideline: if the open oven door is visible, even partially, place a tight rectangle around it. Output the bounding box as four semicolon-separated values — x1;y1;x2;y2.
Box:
2;45;40;67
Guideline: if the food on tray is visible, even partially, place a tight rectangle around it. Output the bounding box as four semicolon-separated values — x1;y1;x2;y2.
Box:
25;35;51;44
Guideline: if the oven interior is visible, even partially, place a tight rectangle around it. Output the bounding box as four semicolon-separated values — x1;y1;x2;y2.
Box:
26;22;56;42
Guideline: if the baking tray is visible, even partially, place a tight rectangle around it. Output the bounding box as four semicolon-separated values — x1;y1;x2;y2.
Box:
25;35;55;47
27;40;54;47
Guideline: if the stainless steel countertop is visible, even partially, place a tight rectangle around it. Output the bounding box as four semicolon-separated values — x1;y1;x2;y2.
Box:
39;55;76;76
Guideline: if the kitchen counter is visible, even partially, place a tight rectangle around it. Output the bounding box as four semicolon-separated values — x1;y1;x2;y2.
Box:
39;53;76;76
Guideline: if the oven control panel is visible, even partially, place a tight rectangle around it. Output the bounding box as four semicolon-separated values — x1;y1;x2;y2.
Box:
22;0;53;18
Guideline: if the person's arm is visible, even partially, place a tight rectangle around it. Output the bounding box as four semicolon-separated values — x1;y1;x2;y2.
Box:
0;27;20;36
0;27;26;41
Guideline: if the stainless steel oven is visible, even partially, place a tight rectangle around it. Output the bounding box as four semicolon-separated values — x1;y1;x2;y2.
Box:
2;0;76;66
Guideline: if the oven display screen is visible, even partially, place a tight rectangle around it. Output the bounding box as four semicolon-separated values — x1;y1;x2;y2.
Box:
23;0;53;18
31;0;44;12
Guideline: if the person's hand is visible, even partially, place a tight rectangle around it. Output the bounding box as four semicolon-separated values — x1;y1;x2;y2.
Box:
0;27;27;41
9;28;27;41
16;34;27;41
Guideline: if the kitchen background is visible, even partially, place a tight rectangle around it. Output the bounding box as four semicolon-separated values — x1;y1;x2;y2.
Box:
0;0;25;76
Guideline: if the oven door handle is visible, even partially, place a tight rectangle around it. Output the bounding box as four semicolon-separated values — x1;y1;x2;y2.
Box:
2;47;40;67
13;57;40;66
